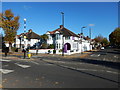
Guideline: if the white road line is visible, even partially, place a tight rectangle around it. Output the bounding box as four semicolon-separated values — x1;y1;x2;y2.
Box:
114;56;118;58
30;61;39;65
0;59;11;62
15;63;31;68
98;54;100;56
0;69;14;74
90;54;100;57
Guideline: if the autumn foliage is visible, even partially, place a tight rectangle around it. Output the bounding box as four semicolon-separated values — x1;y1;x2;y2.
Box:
109;27;120;47
0;9;20;49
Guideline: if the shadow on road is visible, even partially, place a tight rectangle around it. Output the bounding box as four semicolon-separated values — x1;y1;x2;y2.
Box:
72;58;120;70
44;61;119;84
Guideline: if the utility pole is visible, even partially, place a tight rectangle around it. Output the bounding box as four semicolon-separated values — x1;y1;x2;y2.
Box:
61;12;64;56
81;26;86;54
89;24;94;51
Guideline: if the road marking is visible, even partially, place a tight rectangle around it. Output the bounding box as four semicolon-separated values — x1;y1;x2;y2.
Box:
0;69;14;74
98;54;100;56
114;56;118;58
15;63;31;68
30;61;39;65
90;54;100;57
0;59;11;62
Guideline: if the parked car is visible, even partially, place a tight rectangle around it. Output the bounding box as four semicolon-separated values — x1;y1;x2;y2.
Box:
101;47;104;50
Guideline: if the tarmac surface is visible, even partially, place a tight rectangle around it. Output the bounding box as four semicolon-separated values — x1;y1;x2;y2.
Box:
0;48;120;88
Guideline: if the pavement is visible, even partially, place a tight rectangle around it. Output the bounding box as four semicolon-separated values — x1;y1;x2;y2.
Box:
0;50;94;61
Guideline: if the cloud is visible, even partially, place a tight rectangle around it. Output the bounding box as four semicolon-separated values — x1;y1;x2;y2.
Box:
89;24;95;26
23;5;32;10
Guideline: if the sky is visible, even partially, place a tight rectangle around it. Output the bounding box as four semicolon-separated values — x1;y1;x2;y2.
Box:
1;2;118;39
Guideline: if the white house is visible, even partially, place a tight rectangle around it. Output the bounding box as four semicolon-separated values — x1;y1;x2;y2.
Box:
15;29;41;49
46;25;92;55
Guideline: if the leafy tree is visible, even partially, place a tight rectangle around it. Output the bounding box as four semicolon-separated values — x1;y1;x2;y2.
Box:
94;35;104;43
101;38;109;47
40;34;48;43
94;35;109;48
109;27;120;47
0;9;20;52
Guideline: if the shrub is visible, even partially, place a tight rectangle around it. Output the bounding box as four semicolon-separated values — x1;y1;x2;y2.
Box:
53;50;56;54
48;50;51;54
59;49;62;52
11;47;17;52
48;44;54;49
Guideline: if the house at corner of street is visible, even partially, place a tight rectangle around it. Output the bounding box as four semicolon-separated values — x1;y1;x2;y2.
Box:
45;25;92;55
15;29;41;49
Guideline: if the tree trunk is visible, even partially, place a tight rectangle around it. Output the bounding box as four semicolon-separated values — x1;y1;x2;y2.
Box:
9;42;12;52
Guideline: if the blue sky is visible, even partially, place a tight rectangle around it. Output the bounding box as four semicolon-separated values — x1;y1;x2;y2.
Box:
1;2;118;39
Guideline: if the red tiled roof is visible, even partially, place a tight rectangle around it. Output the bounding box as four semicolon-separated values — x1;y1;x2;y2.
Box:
48;25;79;37
49;28;61;34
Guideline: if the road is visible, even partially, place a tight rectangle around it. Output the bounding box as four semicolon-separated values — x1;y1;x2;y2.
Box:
1;48;120;88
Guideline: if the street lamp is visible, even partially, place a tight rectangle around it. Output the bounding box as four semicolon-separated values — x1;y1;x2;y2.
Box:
61;12;64;56
80;26;86;54
89;24;94;51
81;26;87;34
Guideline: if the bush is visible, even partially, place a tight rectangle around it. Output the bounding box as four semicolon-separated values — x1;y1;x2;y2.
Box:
11;47;17;52
48;44;54;49
48;50;51;54
53;50;56;54
59;49;62;52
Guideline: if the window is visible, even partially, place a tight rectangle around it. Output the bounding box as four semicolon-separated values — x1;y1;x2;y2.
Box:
56;34;61;40
65;36;70;40
59;43;61;49
73;43;77;48
56;43;58;49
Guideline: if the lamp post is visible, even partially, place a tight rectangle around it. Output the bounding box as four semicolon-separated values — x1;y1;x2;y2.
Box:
81;26;86;34
81;26;86;54
89;24;94;51
61;12;64;56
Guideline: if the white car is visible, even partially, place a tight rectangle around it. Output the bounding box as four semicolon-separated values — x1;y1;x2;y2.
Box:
101;47;104;50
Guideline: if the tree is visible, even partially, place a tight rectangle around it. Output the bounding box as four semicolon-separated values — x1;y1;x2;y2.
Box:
94;35;109;48
40;34;48;43
94;35;104;43
0;9;20;52
40;34;49;49
101;38;109;47
109;27;120;47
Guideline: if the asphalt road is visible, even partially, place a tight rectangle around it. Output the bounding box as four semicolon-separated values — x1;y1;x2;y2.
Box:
1;48;120;88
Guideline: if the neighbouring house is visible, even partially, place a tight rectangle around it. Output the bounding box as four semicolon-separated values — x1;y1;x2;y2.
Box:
45;25;92;55
15;29;41;49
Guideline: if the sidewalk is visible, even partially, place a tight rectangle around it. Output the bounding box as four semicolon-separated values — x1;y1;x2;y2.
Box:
1;52;36;61
0;50;93;61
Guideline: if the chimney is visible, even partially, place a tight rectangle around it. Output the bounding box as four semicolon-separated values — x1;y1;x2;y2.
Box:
28;29;32;33
60;25;64;29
